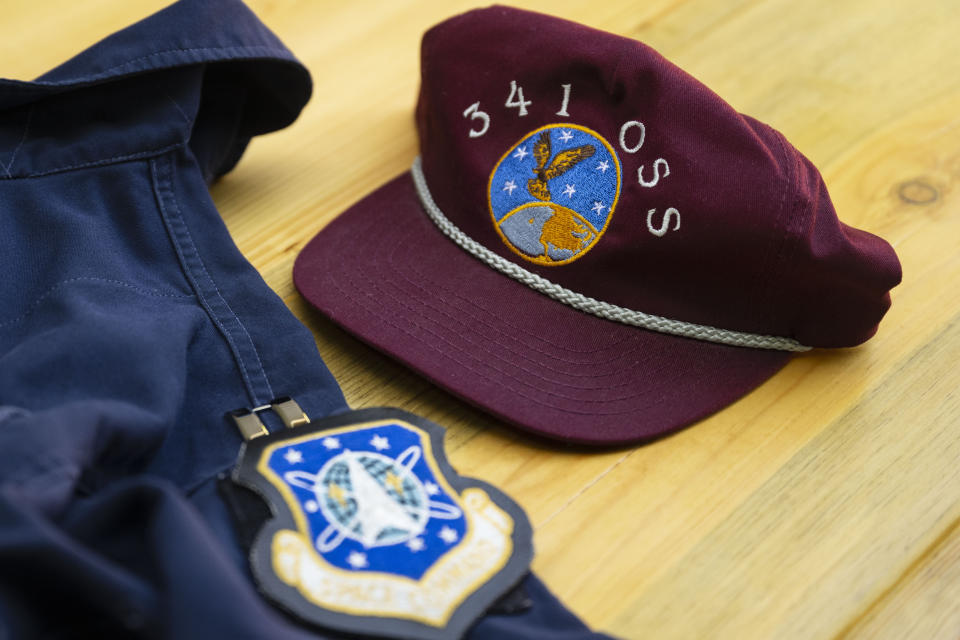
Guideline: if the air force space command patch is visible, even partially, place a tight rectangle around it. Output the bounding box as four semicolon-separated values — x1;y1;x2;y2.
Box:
232;407;533;640
489;123;621;265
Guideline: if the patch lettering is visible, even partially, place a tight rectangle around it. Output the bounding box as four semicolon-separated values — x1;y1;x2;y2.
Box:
233;408;532;640
466;81;682;239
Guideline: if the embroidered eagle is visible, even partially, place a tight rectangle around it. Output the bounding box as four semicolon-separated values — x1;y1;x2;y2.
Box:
527;131;595;201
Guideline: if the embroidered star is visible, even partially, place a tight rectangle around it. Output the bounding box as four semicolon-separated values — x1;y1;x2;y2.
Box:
562;184;576;198
438;526;459;544
347;551;368;569
513;145;529;161
407;537;425;552
283;448;303;464
424;481;440;496
321;437;340;450
591;201;607;215
370;434;390;451
502;179;518;195
558;129;574;142
596;160;610;173
304;500;319;513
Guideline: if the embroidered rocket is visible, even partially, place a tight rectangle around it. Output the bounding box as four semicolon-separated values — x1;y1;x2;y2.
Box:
278;433;465;572
232;408;532;640
489;123;621;266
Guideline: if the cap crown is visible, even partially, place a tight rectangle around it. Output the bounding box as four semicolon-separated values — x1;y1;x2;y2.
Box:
415;6;900;348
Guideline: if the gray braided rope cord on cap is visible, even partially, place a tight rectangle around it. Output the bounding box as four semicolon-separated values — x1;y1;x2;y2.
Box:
410;156;810;352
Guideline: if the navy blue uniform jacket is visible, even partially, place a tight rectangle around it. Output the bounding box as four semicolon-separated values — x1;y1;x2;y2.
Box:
0;1;613;638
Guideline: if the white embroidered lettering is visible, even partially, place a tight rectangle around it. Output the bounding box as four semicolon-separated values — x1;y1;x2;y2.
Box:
556;84;571;117
638;158;670;187
505;81;531;116
646;208;681;237
463;102;490;138
619;120;646;153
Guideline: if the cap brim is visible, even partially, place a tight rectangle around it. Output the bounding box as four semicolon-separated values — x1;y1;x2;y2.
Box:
294;172;791;446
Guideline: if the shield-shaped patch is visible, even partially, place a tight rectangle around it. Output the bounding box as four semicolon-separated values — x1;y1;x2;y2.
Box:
233;407;533;639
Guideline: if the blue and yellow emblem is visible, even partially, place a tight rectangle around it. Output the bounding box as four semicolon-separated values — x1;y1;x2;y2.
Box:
233;408;532;640
489;123;621;265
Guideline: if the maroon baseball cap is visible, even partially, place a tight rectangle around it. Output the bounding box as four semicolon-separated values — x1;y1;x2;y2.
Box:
294;6;901;446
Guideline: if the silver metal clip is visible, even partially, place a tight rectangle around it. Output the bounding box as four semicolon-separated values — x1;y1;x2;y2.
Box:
271;396;311;429
228;397;311;441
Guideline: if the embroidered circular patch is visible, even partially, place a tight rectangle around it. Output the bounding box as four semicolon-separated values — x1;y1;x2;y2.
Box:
488;123;621;266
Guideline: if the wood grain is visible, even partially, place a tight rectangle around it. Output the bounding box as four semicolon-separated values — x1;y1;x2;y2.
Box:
3;1;958;638
842;517;960;639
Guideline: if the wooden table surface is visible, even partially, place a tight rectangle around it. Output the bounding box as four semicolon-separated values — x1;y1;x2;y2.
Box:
5;1;959;638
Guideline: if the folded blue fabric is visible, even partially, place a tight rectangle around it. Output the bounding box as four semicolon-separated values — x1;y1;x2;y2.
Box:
0;2;613;638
